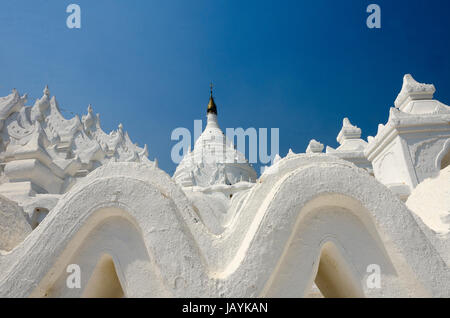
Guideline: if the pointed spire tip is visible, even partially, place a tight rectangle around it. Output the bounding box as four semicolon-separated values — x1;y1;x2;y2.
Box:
207;82;217;115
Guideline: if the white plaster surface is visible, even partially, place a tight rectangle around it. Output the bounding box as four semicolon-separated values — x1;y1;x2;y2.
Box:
0;194;31;252
407;166;450;236
0;158;448;298
173;112;257;188
0;74;449;298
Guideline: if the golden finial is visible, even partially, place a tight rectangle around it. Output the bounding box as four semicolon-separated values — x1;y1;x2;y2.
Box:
207;82;217;115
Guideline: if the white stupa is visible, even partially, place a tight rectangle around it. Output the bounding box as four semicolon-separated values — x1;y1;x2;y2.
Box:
173;85;257;188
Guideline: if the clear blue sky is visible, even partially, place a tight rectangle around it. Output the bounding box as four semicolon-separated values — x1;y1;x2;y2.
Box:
1;0;449;175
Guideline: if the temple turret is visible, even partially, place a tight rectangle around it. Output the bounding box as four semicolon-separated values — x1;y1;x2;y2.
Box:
325;118;372;173
365;74;450;199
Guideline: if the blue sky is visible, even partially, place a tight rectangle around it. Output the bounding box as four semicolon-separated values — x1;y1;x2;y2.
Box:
1;0;449;175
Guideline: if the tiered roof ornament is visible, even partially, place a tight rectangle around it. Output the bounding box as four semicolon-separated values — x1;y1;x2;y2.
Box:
326;118;372;172
336;118;363;145
306;139;324;153
0;86;154;211
365;74;450;199
394;74;436;110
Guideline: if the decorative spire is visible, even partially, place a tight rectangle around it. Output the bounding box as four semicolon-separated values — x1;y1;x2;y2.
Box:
287;149;295;157
207;82;217;115
21;93;28;104
336;117;362;144
43;85;50;97
306;139;324;153
83;104;95;130
394;74;435;110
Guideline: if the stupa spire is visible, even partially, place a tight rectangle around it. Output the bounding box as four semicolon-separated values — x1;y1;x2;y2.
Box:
207;82;217;115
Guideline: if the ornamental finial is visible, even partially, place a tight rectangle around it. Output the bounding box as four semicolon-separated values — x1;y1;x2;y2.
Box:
207;82;217;115
44;85;50;97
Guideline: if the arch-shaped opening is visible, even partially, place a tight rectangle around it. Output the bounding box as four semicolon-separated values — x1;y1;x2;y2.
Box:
263;194;396;298
33;209;157;298
313;242;364;298
440;148;450;170
436;139;450;171
82;254;124;298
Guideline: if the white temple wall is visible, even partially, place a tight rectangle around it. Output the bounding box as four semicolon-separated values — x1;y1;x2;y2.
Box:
36;211;167;298
0;194;32;251
1;160;448;298
404;133;450;182
0;75;449;298
4;159;64;194
371;131;450;194
370;135;416;190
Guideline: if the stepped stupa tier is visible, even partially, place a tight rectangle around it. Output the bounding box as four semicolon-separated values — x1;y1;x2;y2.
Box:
173;86;257;188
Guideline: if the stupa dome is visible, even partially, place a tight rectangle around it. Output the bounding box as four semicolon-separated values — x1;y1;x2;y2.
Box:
173;86;257;188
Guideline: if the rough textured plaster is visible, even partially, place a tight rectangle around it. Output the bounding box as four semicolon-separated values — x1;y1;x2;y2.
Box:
0;157;448;297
